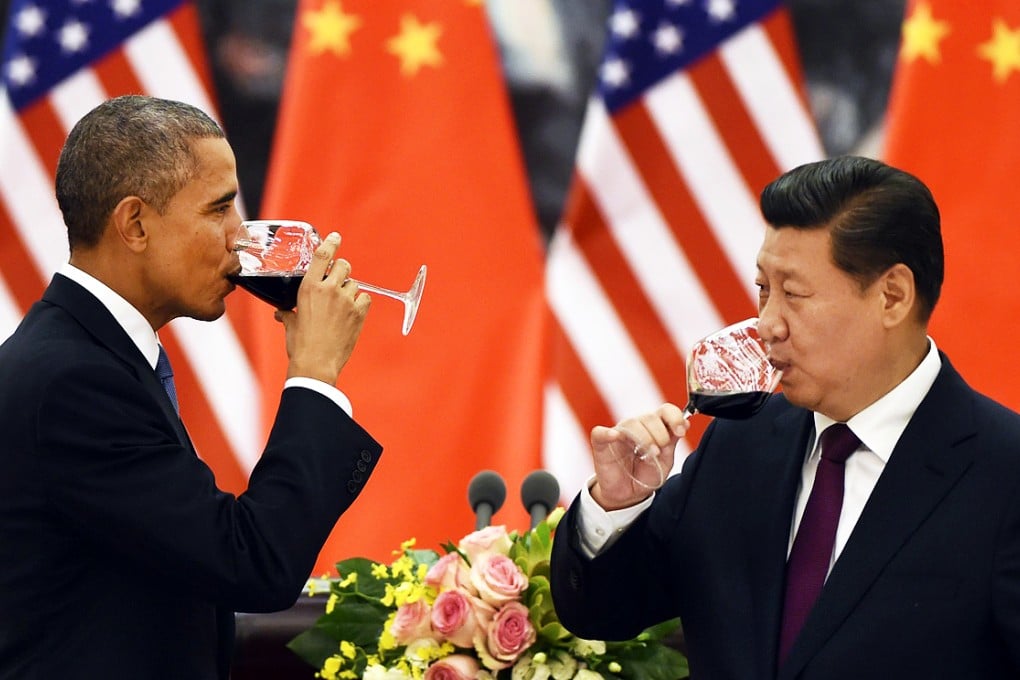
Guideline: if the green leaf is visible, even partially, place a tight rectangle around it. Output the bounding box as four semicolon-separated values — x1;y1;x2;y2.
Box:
287;624;342;669
597;640;689;680
320;600;389;647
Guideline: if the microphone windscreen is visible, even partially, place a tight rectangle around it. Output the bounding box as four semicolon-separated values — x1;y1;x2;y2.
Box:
521;470;560;512
468;470;506;513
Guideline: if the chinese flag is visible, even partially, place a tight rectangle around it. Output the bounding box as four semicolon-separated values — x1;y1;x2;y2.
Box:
261;0;546;570
884;1;1020;410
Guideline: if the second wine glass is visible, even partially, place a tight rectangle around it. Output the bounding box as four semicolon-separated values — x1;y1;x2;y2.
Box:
620;317;783;489
229;220;427;336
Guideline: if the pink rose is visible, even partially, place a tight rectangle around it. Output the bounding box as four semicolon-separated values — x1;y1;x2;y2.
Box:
458;525;512;562
423;654;480;680
485;601;536;666
389;599;433;645
430;588;493;648
425;552;475;594
470;553;528;608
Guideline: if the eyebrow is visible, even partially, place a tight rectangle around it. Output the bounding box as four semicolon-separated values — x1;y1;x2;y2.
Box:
209;190;237;207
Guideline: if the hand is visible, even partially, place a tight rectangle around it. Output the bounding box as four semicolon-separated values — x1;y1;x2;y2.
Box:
590;403;689;510
276;232;371;385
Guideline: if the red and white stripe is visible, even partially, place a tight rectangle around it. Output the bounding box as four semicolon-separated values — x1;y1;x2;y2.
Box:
543;12;824;496
0;4;262;488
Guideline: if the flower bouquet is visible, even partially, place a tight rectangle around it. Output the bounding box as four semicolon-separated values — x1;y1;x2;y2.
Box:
288;507;689;679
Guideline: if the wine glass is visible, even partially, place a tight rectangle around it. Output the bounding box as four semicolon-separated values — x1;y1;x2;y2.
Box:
230;220;427;336
620;317;783;489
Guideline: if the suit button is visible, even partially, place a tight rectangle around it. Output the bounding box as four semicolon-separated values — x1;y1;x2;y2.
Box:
347;480;358;493
360;450;372;462
357;460;368;472
352;470;363;483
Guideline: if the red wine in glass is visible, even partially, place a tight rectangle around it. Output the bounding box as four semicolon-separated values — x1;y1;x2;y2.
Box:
686;390;773;419
231;220;426;335
227;273;303;310
623;318;782;489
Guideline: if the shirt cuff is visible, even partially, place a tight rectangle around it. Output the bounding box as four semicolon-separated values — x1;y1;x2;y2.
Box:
283;377;352;417
576;475;654;558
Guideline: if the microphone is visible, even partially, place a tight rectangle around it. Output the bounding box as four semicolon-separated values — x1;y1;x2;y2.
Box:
468;470;506;530
520;470;560;530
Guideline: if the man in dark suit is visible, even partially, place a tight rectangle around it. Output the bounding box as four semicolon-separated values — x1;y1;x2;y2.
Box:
551;156;1020;678
0;95;382;679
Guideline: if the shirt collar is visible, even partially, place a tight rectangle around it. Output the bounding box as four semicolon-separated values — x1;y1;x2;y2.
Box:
812;338;942;463
59;263;162;369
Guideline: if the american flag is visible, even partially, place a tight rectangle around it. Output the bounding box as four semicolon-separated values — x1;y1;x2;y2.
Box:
1;0;263;493
543;0;824;494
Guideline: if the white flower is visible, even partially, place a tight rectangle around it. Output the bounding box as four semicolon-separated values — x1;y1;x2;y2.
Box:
511;654;551;680
570;638;606;657
363;664;412;680
547;650;578;680
574;670;604;680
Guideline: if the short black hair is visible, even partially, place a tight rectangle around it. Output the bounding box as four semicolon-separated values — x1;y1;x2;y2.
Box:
760;155;943;321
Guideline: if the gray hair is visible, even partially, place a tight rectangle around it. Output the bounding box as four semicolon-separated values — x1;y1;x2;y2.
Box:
55;95;225;251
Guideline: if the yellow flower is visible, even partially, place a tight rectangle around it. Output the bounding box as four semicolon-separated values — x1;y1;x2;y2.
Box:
319;656;342;680
338;571;358;588
325;593;339;615
391;554;415;580
371;563;390;579
340;640;357;660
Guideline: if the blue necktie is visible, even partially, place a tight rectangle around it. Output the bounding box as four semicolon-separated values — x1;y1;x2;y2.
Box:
155;346;179;415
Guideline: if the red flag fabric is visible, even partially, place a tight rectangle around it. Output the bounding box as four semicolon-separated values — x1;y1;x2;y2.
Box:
883;0;1020;411
0;0;266;495
262;0;546;570
543;0;824;495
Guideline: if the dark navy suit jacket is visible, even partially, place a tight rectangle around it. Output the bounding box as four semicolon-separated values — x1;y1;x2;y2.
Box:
0;274;382;679
552;356;1020;678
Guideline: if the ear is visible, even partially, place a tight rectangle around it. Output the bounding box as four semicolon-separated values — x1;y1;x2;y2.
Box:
109;196;150;253
879;263;917;328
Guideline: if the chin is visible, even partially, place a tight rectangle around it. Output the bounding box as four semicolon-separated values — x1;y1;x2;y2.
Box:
191;301;227;322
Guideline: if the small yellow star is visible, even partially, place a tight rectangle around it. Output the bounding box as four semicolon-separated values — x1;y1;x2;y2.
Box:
302;0;362;56
386;14;443;76
978;18;1020;83
900;1;951;64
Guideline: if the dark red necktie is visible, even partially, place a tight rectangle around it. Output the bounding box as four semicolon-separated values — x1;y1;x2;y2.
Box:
778;423;860;665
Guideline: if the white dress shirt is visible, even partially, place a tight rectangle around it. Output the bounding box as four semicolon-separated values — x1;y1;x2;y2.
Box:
58;263;353;416
577;339;942;561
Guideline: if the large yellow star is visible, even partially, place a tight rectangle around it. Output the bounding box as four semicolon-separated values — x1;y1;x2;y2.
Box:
386;14;443;76
302;0;362;56
978;18;1020;83
900;1;951;64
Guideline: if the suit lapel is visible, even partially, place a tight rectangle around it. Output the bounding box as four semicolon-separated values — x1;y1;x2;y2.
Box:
42;274;193;447
778;360;978;679
745;404;815;676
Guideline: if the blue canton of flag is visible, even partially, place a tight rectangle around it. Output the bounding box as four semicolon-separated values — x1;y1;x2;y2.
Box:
598;0;780;112
2;0;184;111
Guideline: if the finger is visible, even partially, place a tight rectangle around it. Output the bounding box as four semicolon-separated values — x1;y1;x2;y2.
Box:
306;232;341;282
327;258;352;286
657;402;690;437
612;422;658;458
591;424;625;446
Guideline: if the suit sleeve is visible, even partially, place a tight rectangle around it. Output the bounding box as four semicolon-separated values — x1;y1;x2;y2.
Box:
34;358;381;612
550;442;707;641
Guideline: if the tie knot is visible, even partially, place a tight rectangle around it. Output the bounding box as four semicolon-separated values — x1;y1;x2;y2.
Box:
819;423;860;464
155;346;174;382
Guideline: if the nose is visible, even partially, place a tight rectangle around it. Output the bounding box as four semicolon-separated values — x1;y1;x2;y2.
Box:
757;297;787;346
